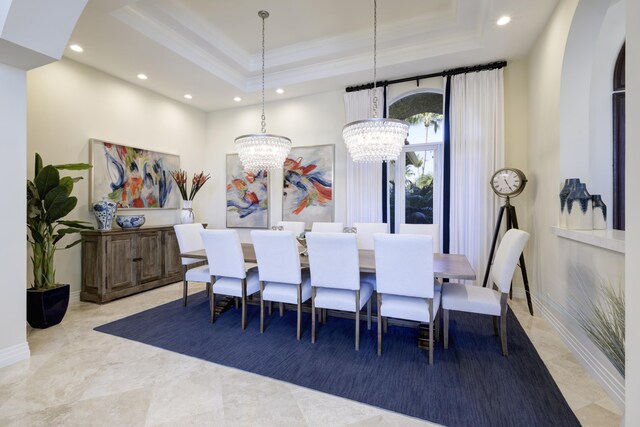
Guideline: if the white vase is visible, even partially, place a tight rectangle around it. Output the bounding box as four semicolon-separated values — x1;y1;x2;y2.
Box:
180;200;195;224
592;195;607;230
567;183;592;230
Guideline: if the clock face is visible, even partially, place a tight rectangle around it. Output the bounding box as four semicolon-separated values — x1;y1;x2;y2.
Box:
491;168;527;197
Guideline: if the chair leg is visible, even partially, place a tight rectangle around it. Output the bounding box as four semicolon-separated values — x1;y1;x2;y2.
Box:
435;309;440;342
209;275;216;323
367;298;372;330
377;293;382;356
355;290;360;351
322;308;327;323
279;302;284;317
259;281;265;333
206;282;211;299
296;283;302;341
500;293;509;356
183;280;189;306
383;317;388;334
241;279;247;330
311;288;316;344
268;301;273;316
235;297;239;310
182;266;188;306
428;298;434;365
443;309;449;349
493;316;499;336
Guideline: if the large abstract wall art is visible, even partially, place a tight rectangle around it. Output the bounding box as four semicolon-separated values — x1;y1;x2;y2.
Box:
90;139;180;209
282;144;334;229
226;154;269;228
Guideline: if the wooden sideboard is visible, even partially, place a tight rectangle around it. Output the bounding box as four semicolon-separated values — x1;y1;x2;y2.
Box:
81;225;182;303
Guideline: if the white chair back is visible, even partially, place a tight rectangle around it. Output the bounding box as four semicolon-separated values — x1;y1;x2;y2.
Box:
277;221;306;236
374;233;434;299
311;222;344;233
251;230;301;285
353;222;387;250
491;229;530;293
399;223;440;253
174;223;205;265
200;230;246;279
306;232;360;290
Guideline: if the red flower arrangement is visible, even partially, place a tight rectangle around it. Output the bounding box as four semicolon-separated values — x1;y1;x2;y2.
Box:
170;170;211;201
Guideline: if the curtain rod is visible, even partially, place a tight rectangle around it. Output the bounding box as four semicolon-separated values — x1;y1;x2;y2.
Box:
345;60;507;93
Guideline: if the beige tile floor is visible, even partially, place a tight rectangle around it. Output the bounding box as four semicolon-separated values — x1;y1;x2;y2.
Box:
0;283;622;427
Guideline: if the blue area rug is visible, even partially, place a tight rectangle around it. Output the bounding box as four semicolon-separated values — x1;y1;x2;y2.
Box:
95;293;580;427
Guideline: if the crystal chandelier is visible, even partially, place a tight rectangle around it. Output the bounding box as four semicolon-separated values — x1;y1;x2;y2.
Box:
342;0;408;162
235;11;291;172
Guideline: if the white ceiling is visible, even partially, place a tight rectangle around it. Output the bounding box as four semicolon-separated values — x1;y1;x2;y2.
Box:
66;0;559;112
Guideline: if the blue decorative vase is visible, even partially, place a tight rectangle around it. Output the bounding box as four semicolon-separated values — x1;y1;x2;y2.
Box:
592;195;607;230
93;200;117;230
567;183;592;230
559;178;580;228
116;215;146;229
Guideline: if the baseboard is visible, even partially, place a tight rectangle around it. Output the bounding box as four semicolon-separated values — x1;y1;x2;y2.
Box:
70;290;81;303
0;342;30;369
531;294;625;408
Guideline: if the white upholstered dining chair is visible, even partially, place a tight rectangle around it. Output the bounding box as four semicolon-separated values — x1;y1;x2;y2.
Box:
251;230;311;340
174;223;210;306
441;228;529;356
374;233;439;364
200;229;259;329
306;232;373;350
311;222;344;233
353;222;387;250
277;221;306;236
399;223;440;253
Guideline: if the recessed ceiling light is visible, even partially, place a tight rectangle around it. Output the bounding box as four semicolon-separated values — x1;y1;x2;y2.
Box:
69;44;83;52
497;16;511;26
276;88;284;94
184;94;193;99
137;73;148;80
233;96;242;102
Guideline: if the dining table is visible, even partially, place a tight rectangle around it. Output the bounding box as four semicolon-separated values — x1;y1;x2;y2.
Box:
180;243;476;280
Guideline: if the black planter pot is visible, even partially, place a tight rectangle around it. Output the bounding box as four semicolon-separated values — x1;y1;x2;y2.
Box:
26;284;70;329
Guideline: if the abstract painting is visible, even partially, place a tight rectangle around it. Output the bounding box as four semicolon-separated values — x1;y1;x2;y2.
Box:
282;144;334;229
226;154;269;228
90;139;180;209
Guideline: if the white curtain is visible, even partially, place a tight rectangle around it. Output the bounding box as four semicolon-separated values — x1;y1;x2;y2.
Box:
448;69;504;284
343;87;385;226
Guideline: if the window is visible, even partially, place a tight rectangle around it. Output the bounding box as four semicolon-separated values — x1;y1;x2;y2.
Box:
613;42;625;230
387;91;444;233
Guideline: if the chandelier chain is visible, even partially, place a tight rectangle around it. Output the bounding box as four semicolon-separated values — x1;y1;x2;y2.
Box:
261;12;266;133
372;0;378;118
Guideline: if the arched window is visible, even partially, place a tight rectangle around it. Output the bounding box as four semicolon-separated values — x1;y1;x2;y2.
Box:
613;43;625;230
387;91;444;233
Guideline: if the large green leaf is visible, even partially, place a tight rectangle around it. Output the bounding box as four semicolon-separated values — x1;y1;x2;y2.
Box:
57;220;93;229
59;177;74;196
35;153;43;177
43;186;68;211
62;238;82;249
54;163;92;171
53;227;83;244
46;196;77;223
34;165;60;199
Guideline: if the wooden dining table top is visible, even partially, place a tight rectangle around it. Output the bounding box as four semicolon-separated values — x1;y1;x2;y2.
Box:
181;243;476;281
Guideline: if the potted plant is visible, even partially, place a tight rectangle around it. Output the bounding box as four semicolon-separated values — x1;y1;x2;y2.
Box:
26;153;93;328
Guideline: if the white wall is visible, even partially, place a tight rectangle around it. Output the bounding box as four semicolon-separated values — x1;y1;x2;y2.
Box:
625;0;639;420
0;62;30;368
27;59;208;296
204;90;348;242
526;0;626;407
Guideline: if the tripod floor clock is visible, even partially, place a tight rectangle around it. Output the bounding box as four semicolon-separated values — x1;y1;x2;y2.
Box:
483;167;533;315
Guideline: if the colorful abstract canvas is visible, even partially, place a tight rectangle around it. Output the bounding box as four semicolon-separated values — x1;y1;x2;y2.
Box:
282;144;334;229
90;139;180;209
226;154;269;228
